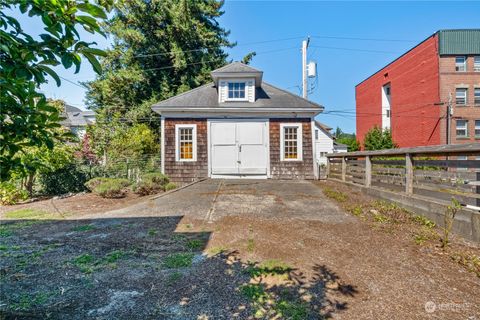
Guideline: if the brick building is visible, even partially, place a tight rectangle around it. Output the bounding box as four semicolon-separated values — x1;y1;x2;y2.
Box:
356;29;480;148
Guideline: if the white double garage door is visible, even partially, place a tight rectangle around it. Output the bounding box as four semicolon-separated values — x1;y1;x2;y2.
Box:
209;119;269;178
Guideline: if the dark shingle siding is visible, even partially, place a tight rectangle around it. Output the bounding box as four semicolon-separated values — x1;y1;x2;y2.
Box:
438;29;480;55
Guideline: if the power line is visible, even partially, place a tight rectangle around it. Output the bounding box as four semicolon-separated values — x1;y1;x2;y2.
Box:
59;76;88;89
310;45;401;54
311;35;416;43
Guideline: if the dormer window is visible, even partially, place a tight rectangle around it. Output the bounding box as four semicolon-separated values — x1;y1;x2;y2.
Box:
227;82;246;100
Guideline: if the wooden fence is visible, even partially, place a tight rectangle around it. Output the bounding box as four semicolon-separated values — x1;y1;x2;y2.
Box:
326;143;480;208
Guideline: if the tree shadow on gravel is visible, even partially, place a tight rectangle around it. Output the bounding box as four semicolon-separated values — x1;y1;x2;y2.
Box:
0;217;357;319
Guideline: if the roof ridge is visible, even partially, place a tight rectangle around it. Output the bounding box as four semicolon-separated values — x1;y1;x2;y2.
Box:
211;61;262;73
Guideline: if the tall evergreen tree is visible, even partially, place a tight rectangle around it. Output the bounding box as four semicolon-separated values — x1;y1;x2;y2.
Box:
86;0;234;117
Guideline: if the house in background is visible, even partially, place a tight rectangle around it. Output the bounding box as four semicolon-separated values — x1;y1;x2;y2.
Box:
152;62;324;184
356;29;480;148
313;121;347;166
60;105;96;138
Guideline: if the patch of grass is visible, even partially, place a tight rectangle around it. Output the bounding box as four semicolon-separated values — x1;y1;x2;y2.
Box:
412;227;438;245
411;215;436;229
246;259;292;279
186;239;203;251
206;246;227;256
4;208;55;219
240;283;267;301
166;271;182;285
72;250;128;274
276;299;309;320
147;229;157;236
451;252;480;277
10;292;50;311
0;220;42;238
0;226;13;237
171;234;187;243
347;205;363;217
71;224;96;232
162;252;194;269
322;186;348;202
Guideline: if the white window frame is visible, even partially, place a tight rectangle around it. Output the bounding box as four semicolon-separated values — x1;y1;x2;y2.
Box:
455;56;466;72
475;88;480;105
175;124;197;162
456;88;467;106
280;123;303;161
475;120;480;138
474;56;480;72
456;119;468;138
226;81;247;101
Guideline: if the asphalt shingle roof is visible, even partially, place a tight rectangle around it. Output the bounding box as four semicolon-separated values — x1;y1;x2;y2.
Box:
210;61;262;74
152;81;323;110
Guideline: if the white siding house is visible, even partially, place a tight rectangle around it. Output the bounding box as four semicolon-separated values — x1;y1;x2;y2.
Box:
314;121;348;166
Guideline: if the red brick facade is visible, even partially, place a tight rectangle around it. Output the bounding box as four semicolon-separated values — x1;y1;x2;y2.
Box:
356;35;442;148
356;33;480;149
163;118;314;183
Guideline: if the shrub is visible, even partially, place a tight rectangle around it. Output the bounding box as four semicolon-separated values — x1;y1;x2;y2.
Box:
40;164;89;195
132;180;162;196
91;178;131;198
0;182;28;205
165;182;177;191
132;173;170;196
85;177;111;191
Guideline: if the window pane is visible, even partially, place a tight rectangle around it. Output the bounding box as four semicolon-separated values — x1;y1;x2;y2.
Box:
475;56;480;71
456;120;468;137
456;88;467;105
475;120;480;136
455;56;466;71
284;127;298;159
475;88;480;105
227;82;246;99
179;127;194;160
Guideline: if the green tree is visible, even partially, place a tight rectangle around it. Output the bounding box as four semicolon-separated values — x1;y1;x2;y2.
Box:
363;126;397;151
334;127;360;152
0;0;111;180
86;0;234;115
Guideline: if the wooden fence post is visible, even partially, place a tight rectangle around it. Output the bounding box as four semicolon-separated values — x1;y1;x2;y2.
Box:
405;153;413;195
326;157;331;178
365;155;372;187
341;157;347;182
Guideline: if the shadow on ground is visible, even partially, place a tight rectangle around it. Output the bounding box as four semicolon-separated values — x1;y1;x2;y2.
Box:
0;216;356;319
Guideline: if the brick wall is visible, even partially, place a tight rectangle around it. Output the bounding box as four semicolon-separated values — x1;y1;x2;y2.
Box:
439;55;480;144
269;118;314;180
164;118;208;184
356;35;442;148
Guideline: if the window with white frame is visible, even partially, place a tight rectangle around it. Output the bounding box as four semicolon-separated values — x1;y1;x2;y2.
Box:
475;88;480;105
227;82;246;100
474;56;480;72
175;124;197;161
280;123;303;161
475;120;480;137
456;88;467;105
456;119;468;138
455;56;466;72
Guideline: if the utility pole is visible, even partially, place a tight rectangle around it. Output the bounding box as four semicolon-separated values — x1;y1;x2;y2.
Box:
302;37;310;99
447;92;452;145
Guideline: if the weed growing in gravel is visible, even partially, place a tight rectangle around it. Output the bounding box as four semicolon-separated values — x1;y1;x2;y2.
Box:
0;221;41;238
347;205;363;217
206;246;227;256
147;229;158;236
411;215;435;228
185;239;203;251
71;224;96;232
247;225;255;253
162;252;194;269
166;271;183;285
246;259;292;279
322;187;348;202
171;234;187;243
276;299;309;320
72;250;128;274
10;292;51;311
450;252;480;277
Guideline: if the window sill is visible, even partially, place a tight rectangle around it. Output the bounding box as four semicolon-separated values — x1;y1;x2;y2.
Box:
281;159;303;162
455;137;470;140
176;159;197;162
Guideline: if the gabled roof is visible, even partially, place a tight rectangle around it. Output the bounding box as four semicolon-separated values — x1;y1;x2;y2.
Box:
210;61;262;74
152;81;323;112
314;120;334;139
60;104;95;127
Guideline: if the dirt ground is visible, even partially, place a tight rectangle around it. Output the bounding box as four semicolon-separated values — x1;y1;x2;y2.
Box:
0;180;479;319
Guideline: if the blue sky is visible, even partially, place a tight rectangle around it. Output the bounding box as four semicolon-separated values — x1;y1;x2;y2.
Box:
13;1;480;134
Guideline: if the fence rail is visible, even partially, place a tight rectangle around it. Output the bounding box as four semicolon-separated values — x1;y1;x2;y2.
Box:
326;143;480;207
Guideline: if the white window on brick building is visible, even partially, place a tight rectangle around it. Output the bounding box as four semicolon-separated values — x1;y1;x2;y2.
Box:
474;56;480;72
455;56;466;72
475;120;480;138
456;88;467;105
475;88;480;105
456;120;468;138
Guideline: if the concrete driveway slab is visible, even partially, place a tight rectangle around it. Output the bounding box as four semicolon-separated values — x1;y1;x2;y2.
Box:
88;179;353;223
